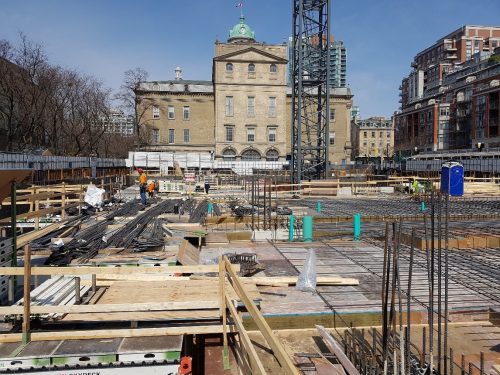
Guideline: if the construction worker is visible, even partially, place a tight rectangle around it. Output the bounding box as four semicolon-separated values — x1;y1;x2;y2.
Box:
137;168;148;205
147;181;155;198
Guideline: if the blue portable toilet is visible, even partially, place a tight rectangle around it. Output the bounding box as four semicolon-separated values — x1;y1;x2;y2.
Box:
441;162;464;196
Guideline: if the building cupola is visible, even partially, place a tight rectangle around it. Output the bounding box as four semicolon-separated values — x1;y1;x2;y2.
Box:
228;16;256;43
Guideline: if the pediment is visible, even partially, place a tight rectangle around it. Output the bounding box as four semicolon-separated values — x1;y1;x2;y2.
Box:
214;47;287;63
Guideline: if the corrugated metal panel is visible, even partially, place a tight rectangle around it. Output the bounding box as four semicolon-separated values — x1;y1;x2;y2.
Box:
0;153;126;170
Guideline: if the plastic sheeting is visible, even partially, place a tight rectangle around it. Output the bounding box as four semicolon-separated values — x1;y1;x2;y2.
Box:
84;184;105;207
295;248;317;292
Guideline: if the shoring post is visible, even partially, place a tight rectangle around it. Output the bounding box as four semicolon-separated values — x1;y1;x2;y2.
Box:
218;256;229;370
317;200;321;213
22;244;31;344
289;215;295;242
10;180;17;299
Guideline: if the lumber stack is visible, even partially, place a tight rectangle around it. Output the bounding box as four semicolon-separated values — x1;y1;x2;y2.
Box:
463;182;500;196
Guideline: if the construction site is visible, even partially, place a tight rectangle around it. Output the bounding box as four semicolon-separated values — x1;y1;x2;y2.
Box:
0;0;499;374
0;165;499;375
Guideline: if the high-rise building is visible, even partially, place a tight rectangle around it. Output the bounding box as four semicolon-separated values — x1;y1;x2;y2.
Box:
101;110;135;137
287;35;347;88
394;25;500;153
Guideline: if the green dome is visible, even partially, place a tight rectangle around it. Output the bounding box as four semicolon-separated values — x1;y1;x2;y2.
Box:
228;16;255;43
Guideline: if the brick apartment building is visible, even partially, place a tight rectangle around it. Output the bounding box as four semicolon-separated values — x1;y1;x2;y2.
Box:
394;25;500;154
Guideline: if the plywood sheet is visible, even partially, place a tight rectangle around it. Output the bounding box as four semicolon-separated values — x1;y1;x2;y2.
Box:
64;279;261;322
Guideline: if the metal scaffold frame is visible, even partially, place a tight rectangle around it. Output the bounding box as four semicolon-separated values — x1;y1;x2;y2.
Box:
291;0;331;183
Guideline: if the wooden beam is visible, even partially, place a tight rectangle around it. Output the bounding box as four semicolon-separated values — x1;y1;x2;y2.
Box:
0;264;240;276
191;275;359;286
0;203;80;222
224;257;300;375
316;325;360;375
22;244;31;344
16;222;68;249
225;290;266;375
2;190;82;203
249;276;359;286
0;324;236;343
0;300;220;315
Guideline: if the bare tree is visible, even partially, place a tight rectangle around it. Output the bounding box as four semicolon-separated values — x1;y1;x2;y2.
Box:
115;67;151;145
0;34;120;156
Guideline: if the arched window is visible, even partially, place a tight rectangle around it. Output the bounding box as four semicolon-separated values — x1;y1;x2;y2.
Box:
270;64;277;73
248;63;255;73
226;63;233;72
266;149;279;161
241;149;261;161
222;148;236;161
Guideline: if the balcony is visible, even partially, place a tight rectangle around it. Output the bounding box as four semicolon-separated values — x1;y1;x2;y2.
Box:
444;45;457;51
445;54;458;60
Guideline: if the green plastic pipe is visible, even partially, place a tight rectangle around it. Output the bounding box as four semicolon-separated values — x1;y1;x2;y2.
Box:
303;216;313;242
354;213;361;241
289;215;295;242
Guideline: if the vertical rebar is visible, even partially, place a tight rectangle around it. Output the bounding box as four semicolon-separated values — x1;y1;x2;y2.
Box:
422;326;426;367
444;192;450;375
430;190;435;374
407;227;414;375
450;347;454;375
438;192;442;374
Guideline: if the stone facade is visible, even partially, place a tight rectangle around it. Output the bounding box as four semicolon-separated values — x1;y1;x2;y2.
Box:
134;16;354;165
214;43;288;161
352;117;394;158
135;81;215;153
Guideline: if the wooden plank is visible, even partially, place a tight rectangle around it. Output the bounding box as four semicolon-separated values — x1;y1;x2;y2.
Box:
0;203;80;222
0;300;220;315
0;325;236;343
2;190;81;203
250;276;359;286
316;325;360;375
225;290;266;375
224;257;301;375
0;264;240;276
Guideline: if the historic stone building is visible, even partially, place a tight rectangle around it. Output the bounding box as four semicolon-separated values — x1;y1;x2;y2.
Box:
135;15;353;166
135;76;215;153
213;17;288;162
352;116;394;159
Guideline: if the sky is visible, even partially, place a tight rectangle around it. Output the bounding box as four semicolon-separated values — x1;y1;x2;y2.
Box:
1;0;499;118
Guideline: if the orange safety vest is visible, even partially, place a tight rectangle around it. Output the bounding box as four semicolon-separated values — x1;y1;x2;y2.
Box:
147;182;155;192
139;173;147;185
